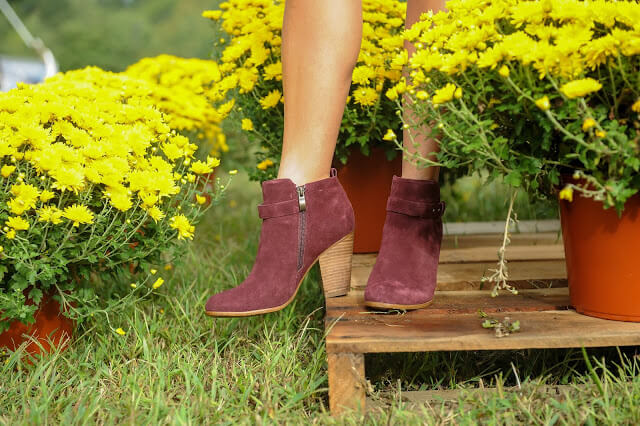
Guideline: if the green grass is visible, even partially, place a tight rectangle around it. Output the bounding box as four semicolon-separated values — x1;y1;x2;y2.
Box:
1;172;639;424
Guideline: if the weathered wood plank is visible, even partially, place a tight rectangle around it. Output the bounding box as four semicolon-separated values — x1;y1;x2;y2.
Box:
351;258;567;291
440;244;565;263
442;232;562;249
326;309;640;354
352;245;565;266
328;353;366;415
437;260;567;288
327;288;572;319
444;220;560;236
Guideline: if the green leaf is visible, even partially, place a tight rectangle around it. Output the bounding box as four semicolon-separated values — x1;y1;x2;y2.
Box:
504;171;522;187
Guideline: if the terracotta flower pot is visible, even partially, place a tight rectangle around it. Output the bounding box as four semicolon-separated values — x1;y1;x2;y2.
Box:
333;146;402;253
559;186;640;322
0;291;74;355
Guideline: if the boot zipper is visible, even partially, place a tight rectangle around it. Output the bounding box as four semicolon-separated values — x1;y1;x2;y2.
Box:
296;185;306;270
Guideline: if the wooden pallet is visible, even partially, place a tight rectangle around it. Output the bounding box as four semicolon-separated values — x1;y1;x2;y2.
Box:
325;231;640;414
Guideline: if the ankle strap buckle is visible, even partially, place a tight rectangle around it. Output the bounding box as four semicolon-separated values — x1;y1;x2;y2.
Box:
432;201;446;217
387;198;446;218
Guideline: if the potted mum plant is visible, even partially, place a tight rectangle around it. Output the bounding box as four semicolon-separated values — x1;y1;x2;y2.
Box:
125;55;235;205
125;54;233;160
0;67;224;355
392;0;640;321
203;0;409;252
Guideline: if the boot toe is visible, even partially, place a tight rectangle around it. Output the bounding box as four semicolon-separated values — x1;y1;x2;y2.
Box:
205;290;242;314
205;287;264;315
364;279;433;307
205;283;291;316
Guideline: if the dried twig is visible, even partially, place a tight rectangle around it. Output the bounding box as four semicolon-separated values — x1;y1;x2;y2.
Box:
482;188;519;297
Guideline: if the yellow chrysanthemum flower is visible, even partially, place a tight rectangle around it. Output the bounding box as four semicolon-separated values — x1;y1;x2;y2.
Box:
353;87;378;106
6;216;29;231
386;86;399;101
109;192;133;212
582;118;596;132
559;186;573;202
432;83;457;105
416;90;429;100
170;214;195;240
241;118;254;131
202;10;222;20
147;206;165;223
352;66;377;85
383;129;397;141
190;161;213;175
560;78;602;99
535;96;551;111
38;206;64;225
152;278;165;289
263;62;282;81
63;204;95;227
257;159;274;170
259;90;282;109
40;190;56;203
9;184;40;214
1;165;16;178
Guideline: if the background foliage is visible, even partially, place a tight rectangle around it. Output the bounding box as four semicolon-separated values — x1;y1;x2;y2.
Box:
1;0;221;72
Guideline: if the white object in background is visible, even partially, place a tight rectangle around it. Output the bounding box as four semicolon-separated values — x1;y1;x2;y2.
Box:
0;55;49;91
0;0;58;91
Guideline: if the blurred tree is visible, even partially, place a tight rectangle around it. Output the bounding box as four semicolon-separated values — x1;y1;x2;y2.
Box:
0;0;222;71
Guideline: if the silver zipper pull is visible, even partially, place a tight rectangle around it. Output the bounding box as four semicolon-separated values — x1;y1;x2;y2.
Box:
296;185;306;211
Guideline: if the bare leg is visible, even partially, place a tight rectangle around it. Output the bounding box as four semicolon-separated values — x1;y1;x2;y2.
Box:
402;0;446;181
278;0;362;186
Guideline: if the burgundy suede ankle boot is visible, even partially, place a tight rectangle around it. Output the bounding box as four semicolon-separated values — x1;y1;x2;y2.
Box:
205;168;355;317
364;175;445;310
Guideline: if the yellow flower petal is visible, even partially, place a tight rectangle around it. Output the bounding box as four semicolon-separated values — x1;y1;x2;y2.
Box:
383;129;396;141
1;165;16;178
535;96;550;111
559;186;573;203
241;118;254;131
152;278;165;289
582;118;596;132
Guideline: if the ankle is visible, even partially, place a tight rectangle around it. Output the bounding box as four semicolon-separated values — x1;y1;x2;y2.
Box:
401;169;439;182
277;167;331;186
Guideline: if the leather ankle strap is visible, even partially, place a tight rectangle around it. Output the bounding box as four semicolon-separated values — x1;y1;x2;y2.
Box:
387;197;445;218
258;199;299;219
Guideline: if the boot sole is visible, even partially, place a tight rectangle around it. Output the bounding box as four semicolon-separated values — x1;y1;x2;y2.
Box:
205;232;354;317
363;299;434;311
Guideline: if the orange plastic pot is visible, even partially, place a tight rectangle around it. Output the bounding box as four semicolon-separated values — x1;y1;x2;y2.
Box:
333;146;401;253
559;187;640;322
0;291;74;355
